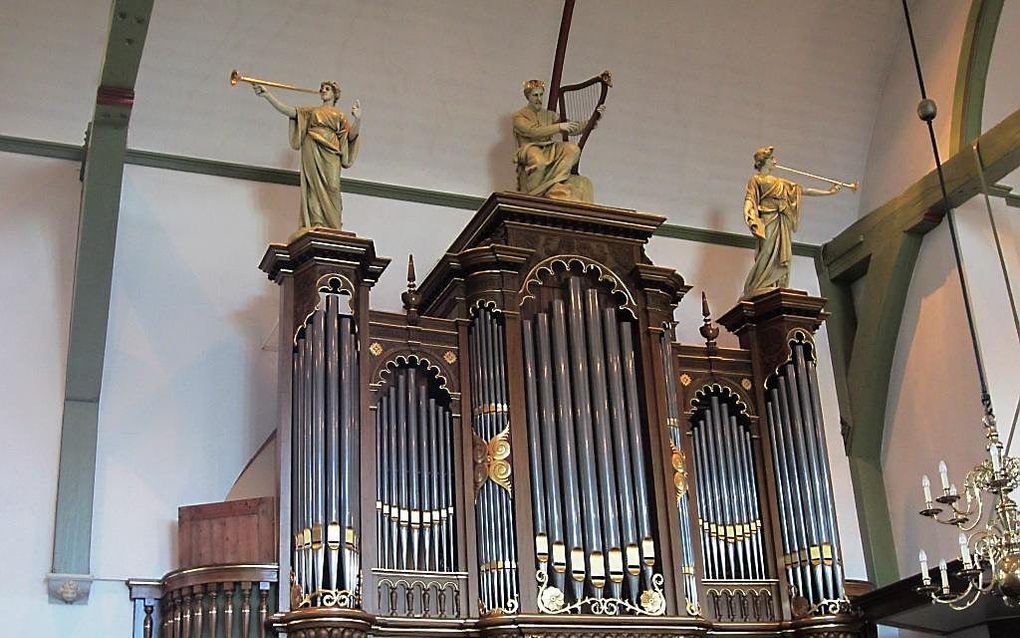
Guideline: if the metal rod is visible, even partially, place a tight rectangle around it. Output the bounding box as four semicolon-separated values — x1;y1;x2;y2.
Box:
550;300;585;601
535;313;567;592
602;307;641;600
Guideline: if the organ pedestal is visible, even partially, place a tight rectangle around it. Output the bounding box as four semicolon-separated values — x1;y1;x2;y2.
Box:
261;193;866;637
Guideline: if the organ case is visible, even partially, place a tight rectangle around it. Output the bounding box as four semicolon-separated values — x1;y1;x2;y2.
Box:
260;194;864;637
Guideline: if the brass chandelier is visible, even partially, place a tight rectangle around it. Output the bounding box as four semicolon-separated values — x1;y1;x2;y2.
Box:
900;0;1020;611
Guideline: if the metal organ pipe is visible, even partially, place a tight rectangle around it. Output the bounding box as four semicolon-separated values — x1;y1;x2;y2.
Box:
290;292;361;606
603;309;641;600
535;314;566;591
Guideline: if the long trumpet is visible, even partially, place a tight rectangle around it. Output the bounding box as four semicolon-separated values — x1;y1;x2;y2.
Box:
775;164;858;192
229;69;319;95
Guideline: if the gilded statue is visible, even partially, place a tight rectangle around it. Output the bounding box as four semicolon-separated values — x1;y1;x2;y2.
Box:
742;146;843;297
252;80;362;230
513;79;603;203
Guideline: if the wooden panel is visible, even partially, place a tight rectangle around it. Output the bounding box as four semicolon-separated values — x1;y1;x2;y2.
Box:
177;497;277;568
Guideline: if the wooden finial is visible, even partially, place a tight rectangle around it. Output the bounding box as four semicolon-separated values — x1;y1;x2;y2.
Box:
401;254;421;324
699;291;720;351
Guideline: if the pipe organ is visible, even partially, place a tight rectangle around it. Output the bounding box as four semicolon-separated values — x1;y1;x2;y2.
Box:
260;193;865;637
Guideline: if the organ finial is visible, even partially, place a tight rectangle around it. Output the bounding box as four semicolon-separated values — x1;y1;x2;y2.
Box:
699;291;719;352
402;254;421;324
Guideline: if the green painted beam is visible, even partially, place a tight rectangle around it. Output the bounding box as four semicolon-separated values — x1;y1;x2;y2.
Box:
2;133;818;256
48;0;153;605
950;0;1005;154
818;100;1020;585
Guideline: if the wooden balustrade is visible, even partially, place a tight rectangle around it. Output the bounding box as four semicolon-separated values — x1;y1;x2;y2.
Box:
131;564;278;638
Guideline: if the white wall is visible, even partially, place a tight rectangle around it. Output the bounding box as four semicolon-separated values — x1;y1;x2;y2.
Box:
0;152;135;634
858;0;970;216
122;0;905;243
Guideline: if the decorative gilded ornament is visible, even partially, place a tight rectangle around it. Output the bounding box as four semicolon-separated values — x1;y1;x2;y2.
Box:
539;584;566;612
369;342;383;356
670;441;688;500
680;373;692;387
640;588;666;615
741;378;753;391
472;427;513;498
443;350;457;364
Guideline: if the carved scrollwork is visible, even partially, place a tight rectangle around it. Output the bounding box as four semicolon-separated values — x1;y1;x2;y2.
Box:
519;255;638;319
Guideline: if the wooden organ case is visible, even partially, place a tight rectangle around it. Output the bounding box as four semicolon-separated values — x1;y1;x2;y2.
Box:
260;193;864;637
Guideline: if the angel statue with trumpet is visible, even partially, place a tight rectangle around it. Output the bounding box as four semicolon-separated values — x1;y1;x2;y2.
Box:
742;145;856;297
233;70;361;230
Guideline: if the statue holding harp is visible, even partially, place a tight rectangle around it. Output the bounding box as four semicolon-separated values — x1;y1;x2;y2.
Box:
232;70;362;230
742;145;856;297
513;72;610;204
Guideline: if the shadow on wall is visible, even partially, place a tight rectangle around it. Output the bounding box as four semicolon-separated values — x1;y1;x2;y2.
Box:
487;112;516;193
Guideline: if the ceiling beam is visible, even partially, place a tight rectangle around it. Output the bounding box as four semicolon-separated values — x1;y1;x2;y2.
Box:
818;106;1020;587
47;0;153;605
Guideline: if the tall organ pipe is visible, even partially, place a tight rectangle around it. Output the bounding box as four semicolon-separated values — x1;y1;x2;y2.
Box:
522;321;547;551
387;385;400;572
774;381;816;602
302;334;313;596
767;398;800;596
692;421;717;579
535;314;566;592
585;289;622;599
311;314;326;595
781;373;826;600
293;343;305;594
325;297;340;591
802;344;845;597
619;325;654;590
602;308;641;599
492;314;518;605
550;300;585;600
566;278;606;598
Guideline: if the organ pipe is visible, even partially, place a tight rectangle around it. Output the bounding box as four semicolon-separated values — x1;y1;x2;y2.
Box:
291;289;361;607
521;269;665;615
373;362;458;584
690;389;766;582
764;338;844;605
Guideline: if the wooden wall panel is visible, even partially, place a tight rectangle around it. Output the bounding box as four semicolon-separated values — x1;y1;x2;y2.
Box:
177;497;277;568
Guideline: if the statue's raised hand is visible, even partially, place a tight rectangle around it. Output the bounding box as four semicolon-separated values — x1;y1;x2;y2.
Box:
252;83;266;97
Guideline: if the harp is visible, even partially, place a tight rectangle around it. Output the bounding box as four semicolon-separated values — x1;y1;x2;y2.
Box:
556;70;612;173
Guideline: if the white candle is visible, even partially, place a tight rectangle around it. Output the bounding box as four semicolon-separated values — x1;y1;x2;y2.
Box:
959;533;972;568
919;549;930;585
922;475;933;504
939;559;949;592
991;445;1003;472
950;483;958;497
939;460;950;491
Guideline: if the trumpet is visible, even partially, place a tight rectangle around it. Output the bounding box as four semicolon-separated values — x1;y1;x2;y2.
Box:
775;164;858;192
229;69;319;95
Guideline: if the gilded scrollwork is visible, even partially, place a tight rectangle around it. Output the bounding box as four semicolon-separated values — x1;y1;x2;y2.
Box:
535;569;667;616
473;426;514;499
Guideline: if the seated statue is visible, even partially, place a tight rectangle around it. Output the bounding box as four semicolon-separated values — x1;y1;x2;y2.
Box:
513;79;602;203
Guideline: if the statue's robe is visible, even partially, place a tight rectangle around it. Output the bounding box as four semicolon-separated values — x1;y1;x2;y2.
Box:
290;105;361;229
743;173;802;297
512;106;592;203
